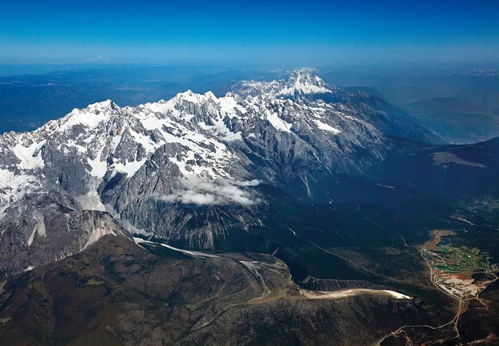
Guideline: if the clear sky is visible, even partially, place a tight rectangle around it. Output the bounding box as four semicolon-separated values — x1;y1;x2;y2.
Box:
1;0;498;67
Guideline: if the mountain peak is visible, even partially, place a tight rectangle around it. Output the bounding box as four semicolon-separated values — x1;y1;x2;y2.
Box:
283;68;332;95
233;68;334;97
288;67;320;81
57;100;121;130
86;99;119;112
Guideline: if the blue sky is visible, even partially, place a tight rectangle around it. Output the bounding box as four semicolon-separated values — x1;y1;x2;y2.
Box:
1;0;498;67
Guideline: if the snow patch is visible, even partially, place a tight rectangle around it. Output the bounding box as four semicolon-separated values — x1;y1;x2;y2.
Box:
280;83;331;95
0;169;41;218
61;101;117;130
12;140;45;169
266;111;293;133
314;119;341;134
87;154;107;178
112;159;147;177
199;119;242;141
218;96;246;116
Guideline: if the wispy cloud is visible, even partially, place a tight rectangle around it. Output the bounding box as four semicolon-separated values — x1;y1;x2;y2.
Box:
157;177;261;206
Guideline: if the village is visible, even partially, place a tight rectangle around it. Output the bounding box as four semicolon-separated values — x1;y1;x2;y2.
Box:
422;231;496;300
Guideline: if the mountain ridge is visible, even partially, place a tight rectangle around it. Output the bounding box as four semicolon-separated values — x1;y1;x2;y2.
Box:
0;69;482;279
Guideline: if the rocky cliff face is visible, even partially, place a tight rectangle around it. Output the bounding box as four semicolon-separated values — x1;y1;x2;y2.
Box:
0;69;438;278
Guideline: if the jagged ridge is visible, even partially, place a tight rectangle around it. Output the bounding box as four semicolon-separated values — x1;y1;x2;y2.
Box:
0;69;433;278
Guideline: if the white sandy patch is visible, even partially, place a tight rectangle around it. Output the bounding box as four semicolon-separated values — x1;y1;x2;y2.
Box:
300;288;411;300
431;152;486;168
133;237;218;258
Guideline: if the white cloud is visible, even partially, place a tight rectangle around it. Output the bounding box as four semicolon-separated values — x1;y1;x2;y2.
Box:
157;177;261;206
233;179;261;187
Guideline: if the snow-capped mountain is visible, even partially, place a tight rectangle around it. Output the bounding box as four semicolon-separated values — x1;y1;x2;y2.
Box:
0;69;435;278
234;68;336;97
